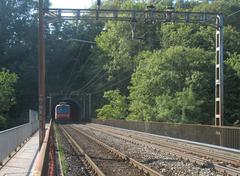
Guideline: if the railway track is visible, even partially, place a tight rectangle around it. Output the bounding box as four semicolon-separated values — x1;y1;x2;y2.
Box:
79;123;240;176
59;124;162;176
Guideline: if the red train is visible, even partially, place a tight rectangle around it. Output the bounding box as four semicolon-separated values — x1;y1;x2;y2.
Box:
55;102;70;121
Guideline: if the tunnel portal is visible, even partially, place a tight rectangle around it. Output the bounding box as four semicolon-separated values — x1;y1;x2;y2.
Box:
51;98;81;121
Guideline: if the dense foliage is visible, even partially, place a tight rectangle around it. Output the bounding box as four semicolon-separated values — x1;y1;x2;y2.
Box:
0;70;18;130
128;47;214;123
96;89;127;120
1;0;240;129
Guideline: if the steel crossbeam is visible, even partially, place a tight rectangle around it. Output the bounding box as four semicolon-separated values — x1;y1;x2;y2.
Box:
44;8;220;27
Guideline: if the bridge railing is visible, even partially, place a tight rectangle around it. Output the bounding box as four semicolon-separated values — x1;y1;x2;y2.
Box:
92;119;240;149
0;109;39;165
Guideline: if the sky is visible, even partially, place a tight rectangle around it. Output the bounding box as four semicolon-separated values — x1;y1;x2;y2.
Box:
50;0;94;9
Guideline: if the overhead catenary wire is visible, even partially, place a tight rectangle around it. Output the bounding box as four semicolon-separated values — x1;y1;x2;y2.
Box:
53;37;95;94
65;54;96;95
88;74;132;95
69;68;108;96
74;75;131;98
63;54;82;94
78;69;132;95
79;69;108;93
67;38;96;44
64;39;96;95
77;69;105;91
228;9;240;17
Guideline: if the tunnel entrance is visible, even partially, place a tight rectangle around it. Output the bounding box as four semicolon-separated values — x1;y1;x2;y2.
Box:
51;98;81;121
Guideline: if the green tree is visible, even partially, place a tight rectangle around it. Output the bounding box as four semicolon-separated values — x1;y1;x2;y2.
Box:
0;0;40;126
192;0;240;29
97;89;128;120
226;53;240;76
155;87;203;123
128;46;214;123
0;70;18;130
224;54;240;125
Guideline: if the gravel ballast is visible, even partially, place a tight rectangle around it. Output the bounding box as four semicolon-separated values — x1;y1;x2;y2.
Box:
77;124;223;176
55;125;92;176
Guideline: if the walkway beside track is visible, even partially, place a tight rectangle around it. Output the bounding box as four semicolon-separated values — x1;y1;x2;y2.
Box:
0;131;39;176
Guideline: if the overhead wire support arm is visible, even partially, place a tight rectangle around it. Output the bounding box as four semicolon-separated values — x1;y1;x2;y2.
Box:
44;8;219;26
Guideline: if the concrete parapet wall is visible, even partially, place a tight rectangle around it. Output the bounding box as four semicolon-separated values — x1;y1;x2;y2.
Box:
92;119;240;149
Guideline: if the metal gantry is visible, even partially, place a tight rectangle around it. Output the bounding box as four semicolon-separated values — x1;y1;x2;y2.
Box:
45;8;218;25
42;8;224;126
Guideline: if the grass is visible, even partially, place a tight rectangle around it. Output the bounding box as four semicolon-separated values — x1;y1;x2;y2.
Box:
54;124;67;175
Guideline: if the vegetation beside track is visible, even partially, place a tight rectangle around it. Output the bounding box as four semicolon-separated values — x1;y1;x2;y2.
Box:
54;124;67;175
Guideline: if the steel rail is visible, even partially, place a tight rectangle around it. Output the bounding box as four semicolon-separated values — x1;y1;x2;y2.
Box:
69;125;162;176
85;124;240;176
88;124;240;165
59;126;105;176
132;132;239;166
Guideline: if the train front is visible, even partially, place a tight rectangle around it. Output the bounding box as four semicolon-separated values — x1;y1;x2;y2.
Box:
55;102;70;122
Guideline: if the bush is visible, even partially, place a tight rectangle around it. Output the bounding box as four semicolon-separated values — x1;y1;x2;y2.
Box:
97;89;128;120
0;69;18;129
0;115;7;130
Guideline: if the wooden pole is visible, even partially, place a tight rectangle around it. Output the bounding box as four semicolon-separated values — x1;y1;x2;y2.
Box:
38;0;46;148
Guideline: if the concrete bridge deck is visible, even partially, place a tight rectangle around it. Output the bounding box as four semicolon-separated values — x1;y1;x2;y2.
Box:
0;131;39;176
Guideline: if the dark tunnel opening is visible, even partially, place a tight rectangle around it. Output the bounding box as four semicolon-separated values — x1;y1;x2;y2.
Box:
51;98;81;121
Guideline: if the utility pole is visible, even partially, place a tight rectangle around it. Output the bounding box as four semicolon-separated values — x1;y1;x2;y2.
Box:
88;93;92;119
38;0;46;148
47;96;52;118
83;95;86;121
